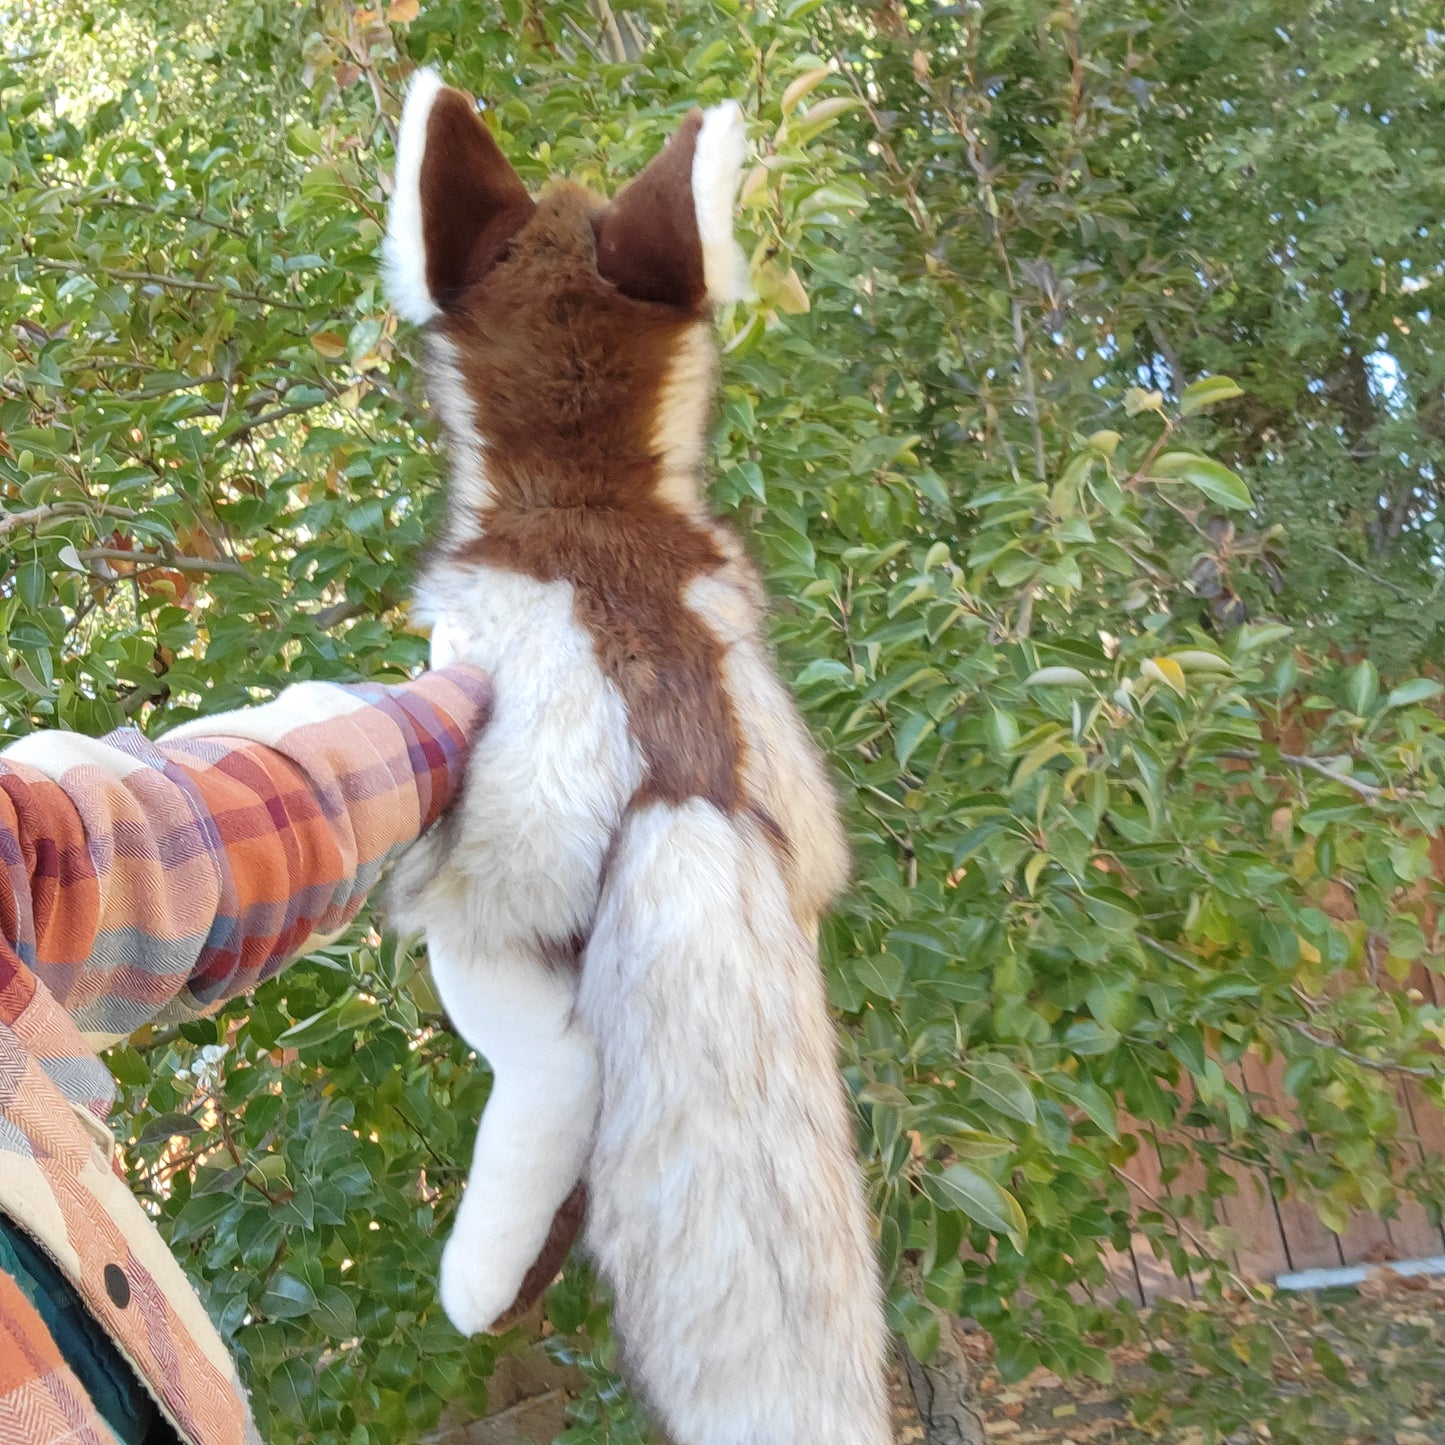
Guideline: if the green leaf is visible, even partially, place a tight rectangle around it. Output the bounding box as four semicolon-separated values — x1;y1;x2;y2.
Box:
965;1057;1038;1125
1344;658;1379;716
1150;452;1253;510
16;558;45;608
312;1284;357;1338
898;1294;940;1362
1013;735;1073;788
1311;1336;1349;1387
136;1111;202;1146
986;707;1019;756
795;658;851;687
275;1006;343;1049
894;711;936;768
1062;1019;1120;1056
1050;1074;1119;1140
949;1129;1016;1160
1025;666;1090;687
260;1272;318;1320
1178;375;1244;416
854;951;906;1001
924;1163;1028;1251
1234;621;1295;652
1383;676;1440;711
1167;649;1232;673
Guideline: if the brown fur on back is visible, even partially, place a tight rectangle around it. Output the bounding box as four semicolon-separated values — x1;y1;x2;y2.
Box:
442;186;746;811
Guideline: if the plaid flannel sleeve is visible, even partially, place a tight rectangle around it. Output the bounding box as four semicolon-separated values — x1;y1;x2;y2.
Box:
0;666;491;1046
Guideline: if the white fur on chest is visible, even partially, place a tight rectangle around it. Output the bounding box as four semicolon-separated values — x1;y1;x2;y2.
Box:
413;562;642;947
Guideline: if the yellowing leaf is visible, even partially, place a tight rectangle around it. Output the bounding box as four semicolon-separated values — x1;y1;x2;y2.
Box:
1024;852;1048;895
1124;386;1164;416
775;267;810;314
311;330;346;358
797;95;861;133
722;311;767;356
387;0;420;22
1142;657;1187;696
780;63;834;115
739;163;770;209
1013;735;1071;788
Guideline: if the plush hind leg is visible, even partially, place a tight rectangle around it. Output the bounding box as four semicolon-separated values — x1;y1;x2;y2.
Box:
429;936;598;1336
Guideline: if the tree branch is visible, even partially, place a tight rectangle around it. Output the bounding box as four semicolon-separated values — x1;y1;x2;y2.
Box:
80;547;248;577
1318;542;1414;601
111;372;225;401
1011;298;1047;481
591;0;630;62
1146;316;1185;399
1111;1165;1265;1306
311;597;367;629
1279;750;1387;799
1125;415;1178;489
30;259;307;313
219;397;336;447
1285;1005;1442;1081
0;501;139;539
835;56;930;234
1219;748;1396;802
85;197;250;240
1140;934;1208;976
931;74;1049;481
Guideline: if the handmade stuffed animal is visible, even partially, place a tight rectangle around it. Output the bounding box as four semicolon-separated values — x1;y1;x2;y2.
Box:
384;69;890;1445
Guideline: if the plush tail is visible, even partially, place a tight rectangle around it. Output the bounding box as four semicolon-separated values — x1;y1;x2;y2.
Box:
577;799;890;1445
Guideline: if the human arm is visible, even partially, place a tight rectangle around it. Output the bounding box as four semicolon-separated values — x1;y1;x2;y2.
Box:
0;667;490;1045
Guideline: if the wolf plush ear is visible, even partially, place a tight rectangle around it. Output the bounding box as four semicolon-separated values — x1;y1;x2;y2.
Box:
385;68;536;324
594;101;749;310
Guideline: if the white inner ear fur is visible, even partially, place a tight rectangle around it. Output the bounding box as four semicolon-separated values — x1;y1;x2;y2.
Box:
384;66;446;326
692;101;750;306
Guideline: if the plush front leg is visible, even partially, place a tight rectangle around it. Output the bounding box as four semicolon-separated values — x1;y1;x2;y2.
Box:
430;935;598;1336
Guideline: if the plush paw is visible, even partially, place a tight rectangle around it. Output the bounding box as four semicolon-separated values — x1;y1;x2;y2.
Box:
437;1223;529;1337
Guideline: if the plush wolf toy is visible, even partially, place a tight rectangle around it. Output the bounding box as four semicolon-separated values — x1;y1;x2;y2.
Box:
384;69;890;1444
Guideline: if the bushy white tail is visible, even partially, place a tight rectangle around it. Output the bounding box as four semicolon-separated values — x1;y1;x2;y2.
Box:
578;800;890;1445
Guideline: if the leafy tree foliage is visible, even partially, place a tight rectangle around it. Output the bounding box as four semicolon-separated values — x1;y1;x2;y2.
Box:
4;2;1445;1442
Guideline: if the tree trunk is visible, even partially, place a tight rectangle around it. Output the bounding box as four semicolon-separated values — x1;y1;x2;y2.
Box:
901;1303;987;1445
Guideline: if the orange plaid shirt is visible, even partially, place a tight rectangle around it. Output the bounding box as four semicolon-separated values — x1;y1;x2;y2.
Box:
0;668;491;1445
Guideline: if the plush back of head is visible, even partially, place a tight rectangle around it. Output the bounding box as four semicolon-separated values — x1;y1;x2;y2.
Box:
384;70;747;526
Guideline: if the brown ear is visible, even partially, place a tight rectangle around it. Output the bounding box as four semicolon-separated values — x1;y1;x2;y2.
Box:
385;69;536;323
594;111;707;309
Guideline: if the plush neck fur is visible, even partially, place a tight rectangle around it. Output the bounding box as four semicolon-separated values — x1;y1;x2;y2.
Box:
425;186;716;546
